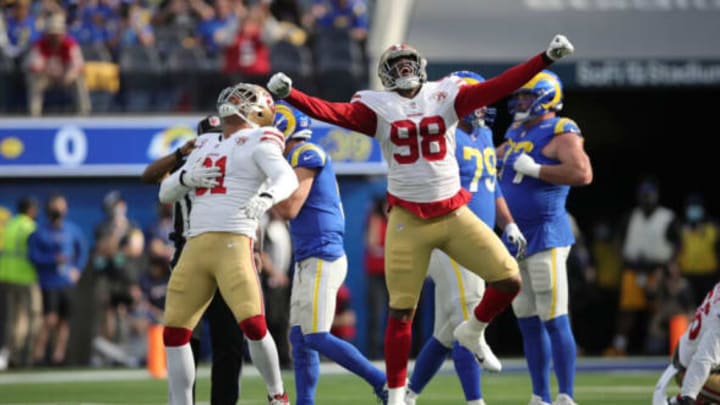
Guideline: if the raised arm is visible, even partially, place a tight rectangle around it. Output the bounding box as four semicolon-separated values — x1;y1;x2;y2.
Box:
455;53;551;119
268;72;377;135
455;34;575;118
285;88;377;136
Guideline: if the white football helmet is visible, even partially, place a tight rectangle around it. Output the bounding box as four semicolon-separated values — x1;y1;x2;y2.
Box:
217;83;276;127
377;43;427;91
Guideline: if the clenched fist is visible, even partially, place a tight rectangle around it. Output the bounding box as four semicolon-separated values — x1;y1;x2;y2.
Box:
546;34;574;61
267;73;292;99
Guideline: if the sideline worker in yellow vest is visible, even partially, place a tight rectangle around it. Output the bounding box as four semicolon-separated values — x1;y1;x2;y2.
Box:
677;194;719;306
0;197;40;370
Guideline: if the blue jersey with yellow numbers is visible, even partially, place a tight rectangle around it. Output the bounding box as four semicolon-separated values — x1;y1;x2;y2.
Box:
286;141;345;262
499;117;580;256
456;126;502;227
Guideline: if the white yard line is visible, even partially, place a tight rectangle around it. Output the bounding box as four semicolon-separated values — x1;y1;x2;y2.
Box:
0;357;667;385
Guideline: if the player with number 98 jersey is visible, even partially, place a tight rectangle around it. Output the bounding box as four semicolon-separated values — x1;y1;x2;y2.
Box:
273;41;559;403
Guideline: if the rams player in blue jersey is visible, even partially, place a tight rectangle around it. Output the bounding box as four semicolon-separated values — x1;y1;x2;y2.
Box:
498;70;592;405
272;101;388;405
406;71;527;405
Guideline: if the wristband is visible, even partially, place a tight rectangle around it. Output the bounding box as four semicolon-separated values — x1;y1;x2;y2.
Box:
542;52;554;65
174;148;184;161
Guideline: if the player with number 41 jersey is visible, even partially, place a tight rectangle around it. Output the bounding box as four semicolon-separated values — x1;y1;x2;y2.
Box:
159;83;296;405
267;34;575;405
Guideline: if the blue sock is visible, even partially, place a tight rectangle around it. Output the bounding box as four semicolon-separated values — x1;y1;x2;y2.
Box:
451;341;482;401
290;326;320;405
408;337;450;394
517;316;552;403
545;315;576;398
304;332;386;390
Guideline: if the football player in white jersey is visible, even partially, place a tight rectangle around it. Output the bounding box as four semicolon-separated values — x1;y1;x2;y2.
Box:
267;34;575;404
654;282;720;405
158;83;298;405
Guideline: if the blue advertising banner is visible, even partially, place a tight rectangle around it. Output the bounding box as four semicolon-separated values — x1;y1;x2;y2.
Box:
0;116;387;177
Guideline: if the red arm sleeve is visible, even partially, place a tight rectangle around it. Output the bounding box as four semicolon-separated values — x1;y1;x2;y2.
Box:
454;52;552;119
285;88;377;136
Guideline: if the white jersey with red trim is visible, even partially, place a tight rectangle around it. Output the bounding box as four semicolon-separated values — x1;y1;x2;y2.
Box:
679;282;720;369
184;126;288;238
353;77;464;203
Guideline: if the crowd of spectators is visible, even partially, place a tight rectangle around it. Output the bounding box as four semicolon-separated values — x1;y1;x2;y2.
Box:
0;0;371;115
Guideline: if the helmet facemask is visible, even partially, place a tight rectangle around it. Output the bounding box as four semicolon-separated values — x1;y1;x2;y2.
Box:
509;70;564;122
217;83;275;128
508;90;537;122
378;45;427;91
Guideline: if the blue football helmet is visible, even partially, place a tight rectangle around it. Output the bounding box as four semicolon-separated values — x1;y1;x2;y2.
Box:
450;70;496;128
508;69;563;122
273;100;312;140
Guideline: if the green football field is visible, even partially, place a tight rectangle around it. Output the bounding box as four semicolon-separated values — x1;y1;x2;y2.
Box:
0;361;672;405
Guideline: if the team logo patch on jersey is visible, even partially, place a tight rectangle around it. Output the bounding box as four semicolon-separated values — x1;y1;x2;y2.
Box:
235;136;248;145
432;91;448;103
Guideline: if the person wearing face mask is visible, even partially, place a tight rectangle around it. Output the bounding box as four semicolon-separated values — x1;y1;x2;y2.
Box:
95;191;137;245
27;194;88;366
677;194;719;307
605;178;681;357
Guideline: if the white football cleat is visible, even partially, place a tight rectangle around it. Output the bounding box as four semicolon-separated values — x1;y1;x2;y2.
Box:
553;394;578;405
268;392;289;405
529;394;551;405
453;321;502;372
404;388;417;405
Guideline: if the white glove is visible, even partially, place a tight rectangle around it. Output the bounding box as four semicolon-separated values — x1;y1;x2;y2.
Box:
512;153;542;184
267;73;292;99
546;34;574;61
242;193;274;220
181;161;220;189
503;223;527;260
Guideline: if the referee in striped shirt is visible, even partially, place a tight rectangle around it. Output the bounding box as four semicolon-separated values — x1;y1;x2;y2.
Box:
142;115;256;405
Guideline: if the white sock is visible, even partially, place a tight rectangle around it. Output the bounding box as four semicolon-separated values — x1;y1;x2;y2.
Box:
406;388;418;400
166;344;195;405
468;399;486;405
248;333;284;396
468;317;488;333
388;387;405;404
